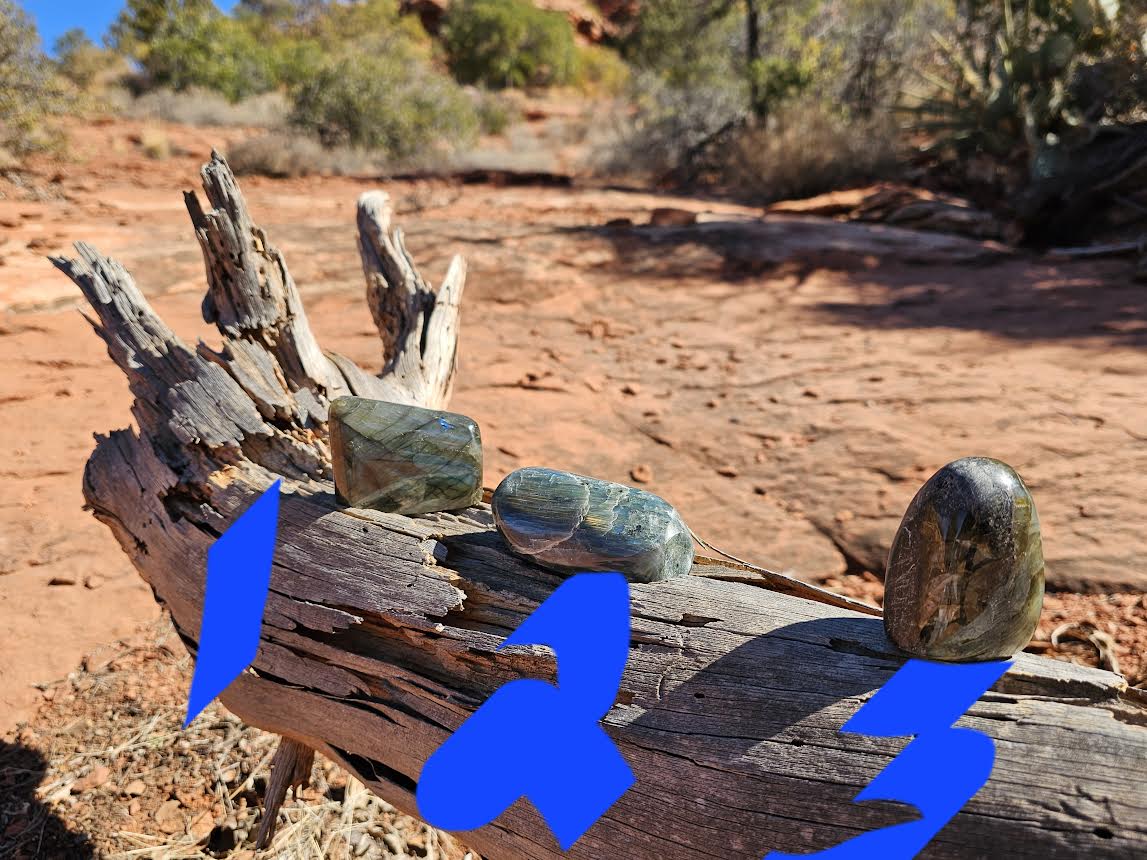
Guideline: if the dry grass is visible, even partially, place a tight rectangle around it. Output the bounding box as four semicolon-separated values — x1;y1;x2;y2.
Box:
598;77;903;203
225;133;387;179
226;95;591;179
721;105;901;202
0;620;476;860
137;128;172;161
111;88;290;129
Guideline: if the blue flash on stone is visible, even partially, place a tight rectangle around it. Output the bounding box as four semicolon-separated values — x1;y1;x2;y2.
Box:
184;480;281;727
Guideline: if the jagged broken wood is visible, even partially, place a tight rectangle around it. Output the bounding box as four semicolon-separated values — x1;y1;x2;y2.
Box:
255;738;314;849
56;154;1147;859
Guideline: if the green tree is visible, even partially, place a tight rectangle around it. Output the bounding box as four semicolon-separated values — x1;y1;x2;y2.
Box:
54;28;115;89
237;0;323;18
113;0;279;100
235;0;332;29
110;0;214;53
306;0;428;50
624;0;743;89
442;0;578;88
288;36;477;156
624;0;825;119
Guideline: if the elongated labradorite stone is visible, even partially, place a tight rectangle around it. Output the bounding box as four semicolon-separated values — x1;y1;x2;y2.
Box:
329;396;483;515
883;457;1045;661
492;467;695;583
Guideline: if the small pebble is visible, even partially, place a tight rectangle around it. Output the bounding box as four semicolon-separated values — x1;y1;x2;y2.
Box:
72;765;110;793
154;799;184;834
630;464;654;483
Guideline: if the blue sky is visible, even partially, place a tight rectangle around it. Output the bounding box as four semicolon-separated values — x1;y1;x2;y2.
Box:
19;1;238;53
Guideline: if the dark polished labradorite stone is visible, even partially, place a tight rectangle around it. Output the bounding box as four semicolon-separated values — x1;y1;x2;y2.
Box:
883;456;1045;661
492;467;695;583
329;396;482;515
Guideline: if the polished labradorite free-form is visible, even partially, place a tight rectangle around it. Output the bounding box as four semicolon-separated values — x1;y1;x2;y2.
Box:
492;467;695;583
329;396;482;515
883;456;1045;661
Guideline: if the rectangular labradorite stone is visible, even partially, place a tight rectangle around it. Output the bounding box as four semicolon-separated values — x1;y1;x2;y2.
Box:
329;396;483;515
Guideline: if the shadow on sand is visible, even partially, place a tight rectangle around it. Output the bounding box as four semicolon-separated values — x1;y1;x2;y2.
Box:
0;738;95;859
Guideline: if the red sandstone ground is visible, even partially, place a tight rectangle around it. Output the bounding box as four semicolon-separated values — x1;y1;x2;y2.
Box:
0;117;1144;855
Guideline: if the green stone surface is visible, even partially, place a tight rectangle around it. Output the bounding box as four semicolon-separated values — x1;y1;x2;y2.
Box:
883;456;1045;661
329;396;482;515
492;467;695;583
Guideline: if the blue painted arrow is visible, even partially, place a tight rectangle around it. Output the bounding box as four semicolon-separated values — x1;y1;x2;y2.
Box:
184;480;281;727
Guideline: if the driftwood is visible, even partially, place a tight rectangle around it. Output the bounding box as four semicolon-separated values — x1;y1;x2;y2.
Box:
55;154;1147;859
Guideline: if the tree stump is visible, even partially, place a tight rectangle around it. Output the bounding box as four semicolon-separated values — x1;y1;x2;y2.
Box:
55;155;1147;859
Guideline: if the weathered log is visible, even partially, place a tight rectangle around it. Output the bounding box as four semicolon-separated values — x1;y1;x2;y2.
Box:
56;155;1147;859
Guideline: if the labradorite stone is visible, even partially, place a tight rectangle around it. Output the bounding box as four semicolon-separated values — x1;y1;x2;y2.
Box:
492;467;695;583
883;456;1045;662
329;396;482;515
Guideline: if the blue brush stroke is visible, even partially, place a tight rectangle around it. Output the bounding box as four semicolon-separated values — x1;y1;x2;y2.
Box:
766;658;1012;860
417;572;635;850
184;480;281;727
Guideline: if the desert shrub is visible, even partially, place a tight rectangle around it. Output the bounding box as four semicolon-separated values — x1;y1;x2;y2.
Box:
622;0;744;89
626;0;943;115
0;0;71;157
288;41;478;159
53;29;119;91
613;1;822;181
722;104;900;200
576;45;631;96
111;0;433;106
133;8;277;100
234;0;329;27
610;0;946;194
603;69;749;179
111;0;213;48
111;0;328;100
442;0;578;88
227;131;382;177
473;89;515;135
831;0;947;115
602;74;899;197
114;87;289;126
910;0;1147;170
308;0;432;50
137;126;172;159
